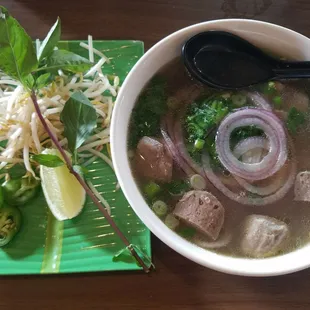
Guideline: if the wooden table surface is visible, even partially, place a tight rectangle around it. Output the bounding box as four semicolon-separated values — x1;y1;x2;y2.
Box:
2;0;310;309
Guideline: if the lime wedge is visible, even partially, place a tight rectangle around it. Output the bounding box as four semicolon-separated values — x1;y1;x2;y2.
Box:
40;149;86;221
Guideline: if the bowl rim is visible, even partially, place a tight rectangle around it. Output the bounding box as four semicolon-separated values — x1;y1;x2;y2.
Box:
111;19;310;276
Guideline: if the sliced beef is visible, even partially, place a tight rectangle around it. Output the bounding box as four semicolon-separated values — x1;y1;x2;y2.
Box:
241;215;289;258
135;136;173;183
294;171;310;202
173;190;225;240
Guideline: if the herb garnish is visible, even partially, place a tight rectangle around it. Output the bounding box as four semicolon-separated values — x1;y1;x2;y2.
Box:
287;107;306;134
0;6;151;272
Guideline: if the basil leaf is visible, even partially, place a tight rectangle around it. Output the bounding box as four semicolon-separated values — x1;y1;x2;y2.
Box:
60;91;97;155
32;154;64;167
43;50;92;73
113;247;135;264
38;17;61;62
23;74;35;89
35;73;51;89
0;6;38;81
113;244;154;269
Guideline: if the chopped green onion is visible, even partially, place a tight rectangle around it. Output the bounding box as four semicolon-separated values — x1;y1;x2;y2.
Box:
262;81;276;94
152;200;168;217
194;138;205;150
165;180;190;196
178;227;196;239
231;94;246;107
287;107;306;134
272;95;282;108
190;174;206;190
164;214;180;230
144;182;161;200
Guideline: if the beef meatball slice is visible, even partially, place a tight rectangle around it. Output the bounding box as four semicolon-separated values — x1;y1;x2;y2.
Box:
173;190;225;240
135;136;173;183
294;171;310;202
241;215;289;258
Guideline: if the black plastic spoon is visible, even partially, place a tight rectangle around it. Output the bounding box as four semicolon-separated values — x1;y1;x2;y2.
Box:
182;31;310;89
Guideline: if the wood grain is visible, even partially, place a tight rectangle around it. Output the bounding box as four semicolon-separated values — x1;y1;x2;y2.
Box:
2;0;310;309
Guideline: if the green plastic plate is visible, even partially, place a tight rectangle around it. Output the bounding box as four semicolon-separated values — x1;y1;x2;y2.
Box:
0;40;151;275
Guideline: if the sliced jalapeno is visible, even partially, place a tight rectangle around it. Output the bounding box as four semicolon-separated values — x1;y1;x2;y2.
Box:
2;177;40;206
0;205;22;247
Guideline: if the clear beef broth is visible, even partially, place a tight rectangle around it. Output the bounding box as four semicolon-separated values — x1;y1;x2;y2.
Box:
128;57;310;258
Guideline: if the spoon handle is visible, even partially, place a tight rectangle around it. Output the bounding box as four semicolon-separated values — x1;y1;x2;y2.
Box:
273;61;310;79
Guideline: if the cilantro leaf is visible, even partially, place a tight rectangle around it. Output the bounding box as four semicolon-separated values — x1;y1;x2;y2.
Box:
287;107;306;134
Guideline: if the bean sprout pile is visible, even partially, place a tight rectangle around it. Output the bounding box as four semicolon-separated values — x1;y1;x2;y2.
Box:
0;36;117;179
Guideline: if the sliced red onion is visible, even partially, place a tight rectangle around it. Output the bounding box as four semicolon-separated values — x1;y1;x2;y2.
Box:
245;91;272;111
233;136;269;159
242;148;264;164
234;136;268;170
165;113;176;142
173;117;205;177
202;150;296;206
192;230;232;249
233;136;293;196
216;109;287;181
160;117;195;177
233;173;287;196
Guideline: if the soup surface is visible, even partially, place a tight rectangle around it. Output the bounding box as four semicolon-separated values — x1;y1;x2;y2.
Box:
128;57;310;258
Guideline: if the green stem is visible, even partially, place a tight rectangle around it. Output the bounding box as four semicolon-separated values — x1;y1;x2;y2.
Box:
30;90;151;273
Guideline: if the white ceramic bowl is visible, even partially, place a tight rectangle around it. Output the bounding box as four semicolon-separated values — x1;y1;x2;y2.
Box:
111;19;310;276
